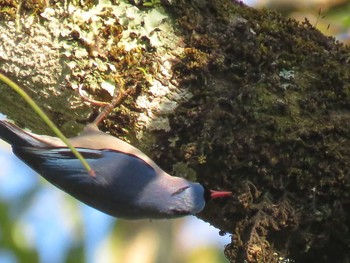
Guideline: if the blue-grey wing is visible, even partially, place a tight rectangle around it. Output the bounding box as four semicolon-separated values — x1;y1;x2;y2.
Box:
13;147;158;218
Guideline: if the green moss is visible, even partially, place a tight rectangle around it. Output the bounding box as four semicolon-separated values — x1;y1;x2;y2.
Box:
160;0;350;262
172;161;197;181
0;0;49;19
0;0;17;20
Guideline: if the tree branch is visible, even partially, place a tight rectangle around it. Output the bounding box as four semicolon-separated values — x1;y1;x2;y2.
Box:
1;0;350;262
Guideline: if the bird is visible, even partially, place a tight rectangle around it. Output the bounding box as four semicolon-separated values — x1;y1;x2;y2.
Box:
0;120;231;219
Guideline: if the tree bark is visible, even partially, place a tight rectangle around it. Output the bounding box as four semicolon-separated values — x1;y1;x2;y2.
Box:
1;0;350;262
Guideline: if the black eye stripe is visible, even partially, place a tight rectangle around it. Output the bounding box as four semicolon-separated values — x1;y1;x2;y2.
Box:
171;186;190;196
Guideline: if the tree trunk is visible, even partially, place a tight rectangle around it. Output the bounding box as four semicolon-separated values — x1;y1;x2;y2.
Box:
1;0;350;262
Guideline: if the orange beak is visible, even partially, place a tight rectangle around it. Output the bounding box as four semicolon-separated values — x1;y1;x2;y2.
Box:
210;190;232;199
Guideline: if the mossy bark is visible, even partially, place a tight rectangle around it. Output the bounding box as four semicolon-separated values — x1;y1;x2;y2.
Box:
1;0;350;262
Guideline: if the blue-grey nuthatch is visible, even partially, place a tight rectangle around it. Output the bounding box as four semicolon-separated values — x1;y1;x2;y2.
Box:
0;120;231;219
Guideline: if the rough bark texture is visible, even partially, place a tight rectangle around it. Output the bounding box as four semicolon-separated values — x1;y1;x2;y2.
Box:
1;0;350;262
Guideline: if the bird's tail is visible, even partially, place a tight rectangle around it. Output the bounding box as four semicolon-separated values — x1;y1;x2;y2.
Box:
0;120;47;148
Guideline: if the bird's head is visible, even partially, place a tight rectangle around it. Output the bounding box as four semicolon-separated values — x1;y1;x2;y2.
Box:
166;181;207;216
137;176;232;219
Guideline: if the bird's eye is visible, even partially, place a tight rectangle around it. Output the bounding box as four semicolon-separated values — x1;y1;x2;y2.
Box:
171;186;190;196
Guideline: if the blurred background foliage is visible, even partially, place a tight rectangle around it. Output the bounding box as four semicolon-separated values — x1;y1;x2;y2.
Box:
254;0;350;44
0;0;349;262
